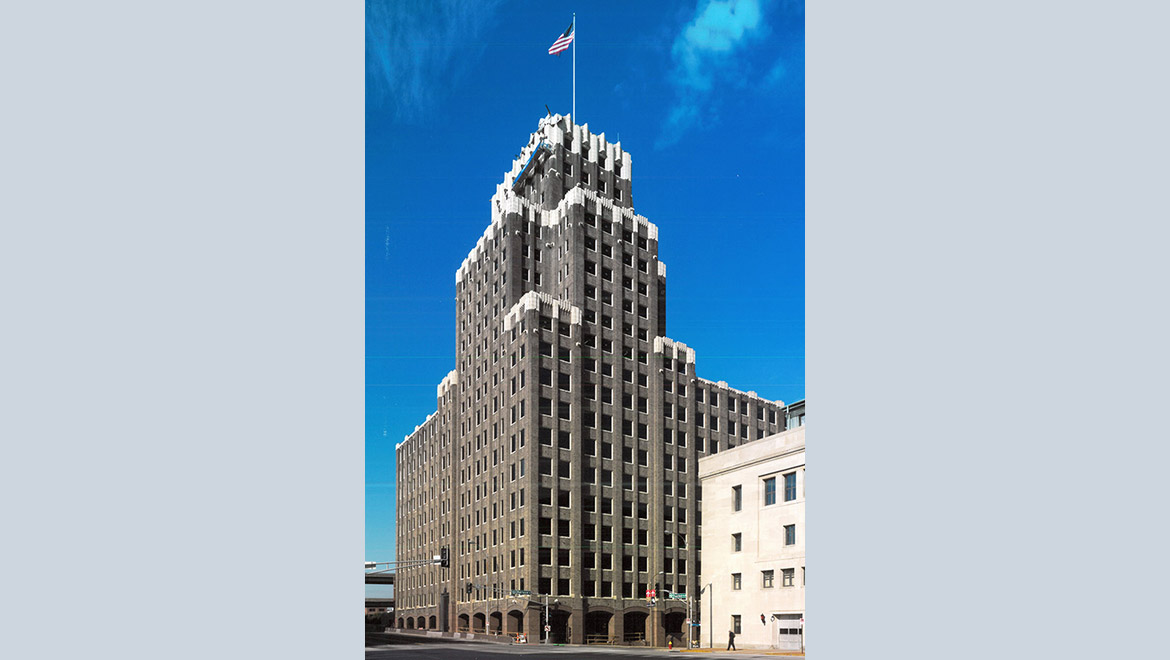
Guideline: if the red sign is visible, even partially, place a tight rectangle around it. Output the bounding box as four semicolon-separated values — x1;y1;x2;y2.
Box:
645;589;656;598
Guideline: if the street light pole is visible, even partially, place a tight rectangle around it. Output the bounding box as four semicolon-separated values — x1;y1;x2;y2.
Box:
699;582;712;648
543;594;549;645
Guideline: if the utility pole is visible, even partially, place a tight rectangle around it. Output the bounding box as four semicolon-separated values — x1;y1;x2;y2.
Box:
685;595;691;648
543;594;549;644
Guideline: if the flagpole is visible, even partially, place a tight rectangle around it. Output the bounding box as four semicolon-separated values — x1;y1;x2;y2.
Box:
572;12;576;126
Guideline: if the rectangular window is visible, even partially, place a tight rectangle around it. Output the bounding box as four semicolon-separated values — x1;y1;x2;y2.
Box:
764;477;777;506
732;615;741;635
732;573;741;591
785;524;796;545
782;568;795;587
784;472;797;501
732;533;742;552
732;485;742;512
762;570;774;588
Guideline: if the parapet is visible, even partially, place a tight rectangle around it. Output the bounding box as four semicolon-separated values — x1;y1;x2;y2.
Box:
502;291;582;331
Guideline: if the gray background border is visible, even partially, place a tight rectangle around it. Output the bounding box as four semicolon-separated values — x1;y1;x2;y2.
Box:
2;1;1166;658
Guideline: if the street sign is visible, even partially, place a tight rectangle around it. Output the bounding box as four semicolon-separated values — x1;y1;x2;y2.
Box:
544;625;551;632
511;590;532;596
645;589;656;598
670;593;687;600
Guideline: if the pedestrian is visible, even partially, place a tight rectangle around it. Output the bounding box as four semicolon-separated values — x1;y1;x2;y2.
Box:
728;629;737;650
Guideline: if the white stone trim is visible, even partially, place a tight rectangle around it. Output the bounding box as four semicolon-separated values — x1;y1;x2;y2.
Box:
502;290;582;332
652;336;696;364
437;369;459;399
576;187;658;240
398;411;437;448
695;377;786;409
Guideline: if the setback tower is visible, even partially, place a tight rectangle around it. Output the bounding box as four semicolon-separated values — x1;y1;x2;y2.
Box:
394;115;800;647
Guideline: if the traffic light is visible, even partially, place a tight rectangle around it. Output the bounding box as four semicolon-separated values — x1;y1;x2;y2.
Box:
440;547;449;568
466;582;473;595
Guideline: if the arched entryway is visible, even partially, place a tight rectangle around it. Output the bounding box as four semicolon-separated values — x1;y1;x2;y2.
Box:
396;617;404;628
405;617;415;629
428;615;437;629
472;612;486;633
507;609;525;635
489;611;504;635
457;613;470;632
585;610;613;644
417;616;426;630
623;611;648;644
664;611;686;647
548;609;571;644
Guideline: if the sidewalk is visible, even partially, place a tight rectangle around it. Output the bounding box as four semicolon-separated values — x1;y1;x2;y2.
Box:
674;649;803;656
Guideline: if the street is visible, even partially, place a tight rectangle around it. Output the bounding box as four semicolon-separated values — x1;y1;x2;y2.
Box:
366;632;802;659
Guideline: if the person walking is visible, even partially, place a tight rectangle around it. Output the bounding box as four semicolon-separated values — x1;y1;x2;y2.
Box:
728;629;737;650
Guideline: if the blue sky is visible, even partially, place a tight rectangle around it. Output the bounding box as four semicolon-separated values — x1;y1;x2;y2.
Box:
366;0;804;597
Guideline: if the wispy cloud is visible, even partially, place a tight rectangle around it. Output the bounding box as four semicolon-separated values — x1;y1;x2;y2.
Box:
658;0;770;148
366;0;505;120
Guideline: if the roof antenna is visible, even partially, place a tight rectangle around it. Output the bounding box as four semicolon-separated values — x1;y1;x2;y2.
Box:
545;104;553;117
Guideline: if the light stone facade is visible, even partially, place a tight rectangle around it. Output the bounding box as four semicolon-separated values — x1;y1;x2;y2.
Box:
697;419;805;651
393;115;802;647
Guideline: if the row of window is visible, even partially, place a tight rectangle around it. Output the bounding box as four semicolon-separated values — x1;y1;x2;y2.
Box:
732;524;797;552
731;567;804;590
732;472;799;510
537;549;690;575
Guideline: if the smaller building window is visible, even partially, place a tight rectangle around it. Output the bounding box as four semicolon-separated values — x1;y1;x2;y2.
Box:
785;524;796;546
762;570;774;588
732;533;742;552
764;477;777;506
784;472;797;501
782;568;795;587
732;485;742;511
732;573;741;591
732;615;741;634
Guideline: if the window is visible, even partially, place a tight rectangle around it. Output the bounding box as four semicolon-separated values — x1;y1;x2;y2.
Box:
732;573;741;590
732;485;742;511
764;477;777;506
762;570;774;588
784;472;797;501
782;568;795;587
785;524;796;545
732;533;742;552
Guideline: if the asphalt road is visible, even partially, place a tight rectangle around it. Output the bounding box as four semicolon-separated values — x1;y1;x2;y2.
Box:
365;632;798;659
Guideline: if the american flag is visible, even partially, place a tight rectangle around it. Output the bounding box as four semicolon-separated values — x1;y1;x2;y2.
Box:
548;21;573;55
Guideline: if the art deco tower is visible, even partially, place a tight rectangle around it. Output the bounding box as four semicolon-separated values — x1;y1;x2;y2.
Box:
394;115;799;647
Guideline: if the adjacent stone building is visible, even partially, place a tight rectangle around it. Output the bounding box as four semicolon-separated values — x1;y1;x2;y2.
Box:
697;415;806;651
393;115;802;647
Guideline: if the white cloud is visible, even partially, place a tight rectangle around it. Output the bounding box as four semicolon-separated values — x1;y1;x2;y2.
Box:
658;0;774;147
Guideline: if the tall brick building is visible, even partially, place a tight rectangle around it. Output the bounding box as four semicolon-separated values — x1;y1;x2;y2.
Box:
394;115;802;646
